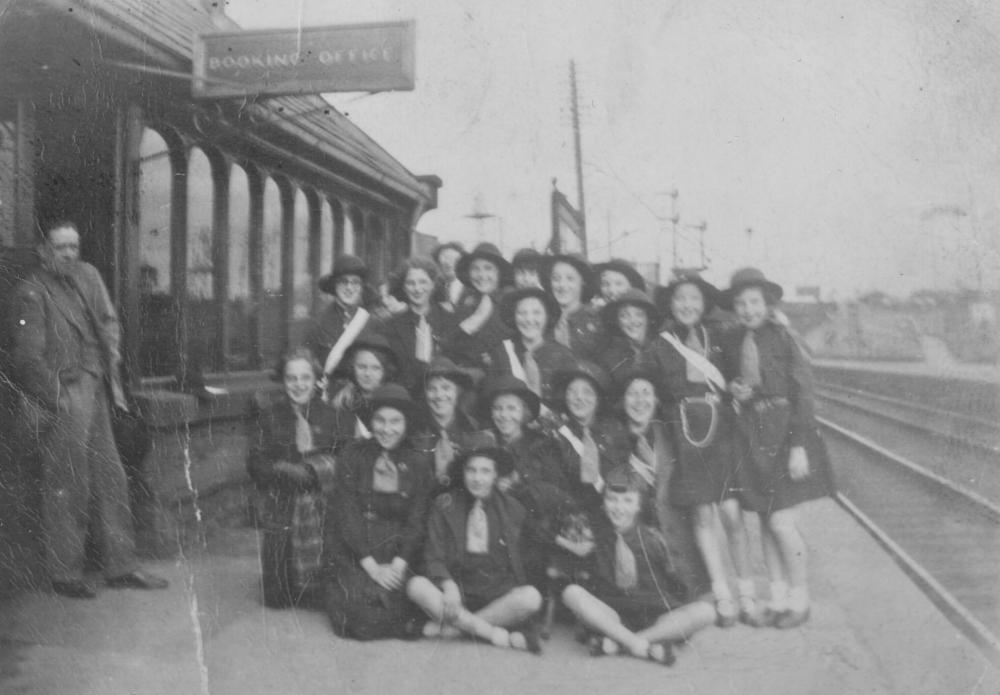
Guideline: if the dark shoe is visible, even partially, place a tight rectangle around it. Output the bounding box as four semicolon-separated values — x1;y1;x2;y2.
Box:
740;606;778;628
774;607;810;630
648;642;676;667
106;570;169;590
588;635;605;657
52;579;98;599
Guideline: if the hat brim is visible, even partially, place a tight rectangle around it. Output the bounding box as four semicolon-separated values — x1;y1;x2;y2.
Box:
593;262;646;292
318;269;368;295
422;366;475;391
718;279;783;310
480;383;541;421
455;251;513;289
660;276;721;315
363;397;419;429
499;287;562;333
551;367;609;407
334;340;399;377
600;295;659;334
543;255;597;303
447;446;516;482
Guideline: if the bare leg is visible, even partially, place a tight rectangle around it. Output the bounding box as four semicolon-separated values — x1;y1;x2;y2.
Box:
561;584;647;657
692;503;735;624
474;585;542;628
636;601;715;644
718;498;754;581
768;508;808;603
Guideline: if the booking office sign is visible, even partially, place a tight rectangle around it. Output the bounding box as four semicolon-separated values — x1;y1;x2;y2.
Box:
192;21;415;98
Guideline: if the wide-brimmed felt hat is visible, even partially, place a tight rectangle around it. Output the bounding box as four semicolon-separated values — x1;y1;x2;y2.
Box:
511;247;544;271
431;241;466;265
335;331;399;377
551;360;611;406
318;255;368;295
455;242;513;289
660;271;721;316
719;267;783;310
499;286;562;333
365;383;419;426
593;259;647;293
448;445;516;481
600;287;659;334
422;356;475;391
613;366;667;406
543;253;597;303
604;465;646;493
479;374;541;421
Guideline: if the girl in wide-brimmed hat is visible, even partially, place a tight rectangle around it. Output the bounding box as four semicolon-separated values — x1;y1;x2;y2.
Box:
410;357;494;495
451;242;516;373
597;287;675;391
406;446;544;653
720;267;835;630
543;253;607;363
487;286;576;404
592;258;647;305
324;383;434;641
305;255;376;372
657;271;758;628
327;331;401;445
432;241;467;311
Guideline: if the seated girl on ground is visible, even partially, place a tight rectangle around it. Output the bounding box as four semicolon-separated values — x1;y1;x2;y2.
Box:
407;446;543;654
561;467;715;666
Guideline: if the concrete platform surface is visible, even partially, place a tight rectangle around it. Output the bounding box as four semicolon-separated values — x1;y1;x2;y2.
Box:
1;498;997;695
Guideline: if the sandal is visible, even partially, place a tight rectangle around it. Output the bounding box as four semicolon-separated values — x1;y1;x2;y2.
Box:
715;598;738;628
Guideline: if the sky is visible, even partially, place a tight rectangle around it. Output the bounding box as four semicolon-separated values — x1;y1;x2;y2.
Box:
225;0;1000;299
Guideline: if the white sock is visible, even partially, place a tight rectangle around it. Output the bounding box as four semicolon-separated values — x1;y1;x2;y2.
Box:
736;578;756;598
769;581;789;612
712;581;733;601
788;586;810;612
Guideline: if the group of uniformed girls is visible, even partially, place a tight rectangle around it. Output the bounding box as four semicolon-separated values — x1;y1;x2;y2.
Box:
246;241;835;665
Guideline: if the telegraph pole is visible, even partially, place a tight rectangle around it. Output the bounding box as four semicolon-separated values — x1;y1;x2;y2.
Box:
570;60;587;256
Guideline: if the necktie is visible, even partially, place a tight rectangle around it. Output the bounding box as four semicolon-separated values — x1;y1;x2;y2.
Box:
554;314;571;348
740;330;762;388
294;406;313;454
522;348;542;396
467;499;489;554
635;433;656;467
434;429;455;480
614;532;638;590
580;427;601;485
372;452;400;493
415;314;433;363
685;328;707;383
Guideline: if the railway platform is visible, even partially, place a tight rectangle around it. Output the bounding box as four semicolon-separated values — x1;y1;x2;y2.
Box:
1;491;997;695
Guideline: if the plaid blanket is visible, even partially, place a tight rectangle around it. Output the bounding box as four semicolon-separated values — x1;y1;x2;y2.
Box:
289;453;337;588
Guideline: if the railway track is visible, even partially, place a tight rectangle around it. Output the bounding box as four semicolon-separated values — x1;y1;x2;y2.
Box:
816;397;1000;666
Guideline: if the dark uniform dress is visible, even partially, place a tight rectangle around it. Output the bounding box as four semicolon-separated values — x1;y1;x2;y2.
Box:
303;301;367;368
451;290;515;374
720;321;835;513
599;334;673;392
627;421;710;597
411;409;493;498
553;418;632;520
577;519;691;631
423;489;528;612
247;392;339;606
376;306;460;395
659;323;740;508
324;439;433;640
553;305;606;364
487;338;577;403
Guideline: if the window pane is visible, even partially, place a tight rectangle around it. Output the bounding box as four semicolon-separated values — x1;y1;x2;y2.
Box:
227;164;252;370
292;188;311;321
260;177;284;364
137;128;176;377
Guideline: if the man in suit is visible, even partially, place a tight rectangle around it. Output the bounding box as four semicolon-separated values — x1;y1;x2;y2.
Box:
9;220;168;598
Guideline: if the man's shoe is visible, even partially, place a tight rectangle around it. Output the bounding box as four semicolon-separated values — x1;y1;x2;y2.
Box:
52;579;98;599
106;570;169;590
